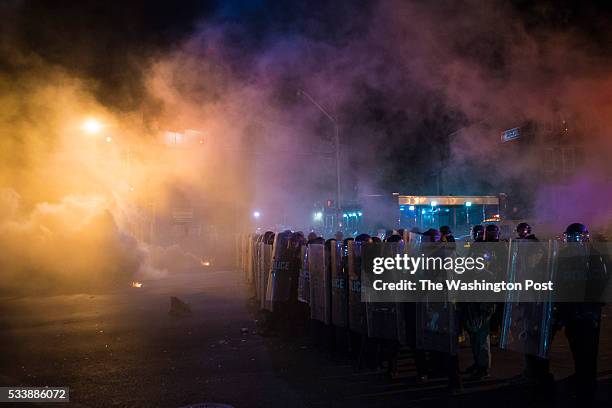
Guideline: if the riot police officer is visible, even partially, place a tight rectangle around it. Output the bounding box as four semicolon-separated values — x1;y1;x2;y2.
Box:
384;234;402;243
516;223;607;398
484;224;500;242
419;229;462;392
348;234;372;367
512;223;554;389
554;223;607;398
440;225;455;243
307;231;318;243
461;225;498;380
472;225;485;242
516;222;537;241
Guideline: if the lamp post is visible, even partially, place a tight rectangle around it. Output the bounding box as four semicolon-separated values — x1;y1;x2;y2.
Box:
297;89;341;229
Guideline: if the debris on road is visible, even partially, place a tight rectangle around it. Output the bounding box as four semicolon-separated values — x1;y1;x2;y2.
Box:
168;296;192;317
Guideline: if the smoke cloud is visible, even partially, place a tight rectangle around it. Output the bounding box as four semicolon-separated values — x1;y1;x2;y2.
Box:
1;1;612;295
144;1;612;234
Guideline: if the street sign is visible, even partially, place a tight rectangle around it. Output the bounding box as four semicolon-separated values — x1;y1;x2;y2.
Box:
172;208;194;223
501;127;520;142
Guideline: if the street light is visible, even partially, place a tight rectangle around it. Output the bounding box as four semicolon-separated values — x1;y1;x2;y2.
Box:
82;118;103;135
297;89;341;228
253;211;261;219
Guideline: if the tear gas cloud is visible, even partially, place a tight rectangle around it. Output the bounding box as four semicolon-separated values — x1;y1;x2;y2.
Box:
0;68;239;294
1;1;612;293
153;1;612;235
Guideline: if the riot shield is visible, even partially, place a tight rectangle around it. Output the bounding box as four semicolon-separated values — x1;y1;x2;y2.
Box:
308;244;331;324
348;240;367;334
554;241;612;303
261;243;273;311
402;234;421;347
246;234;259;287
363;242;407;342
245;235;252;284
265;232;296;310
298;245;310;304
331;240;348;328
500;239;555;358
254;241;263;302
414;242;459;353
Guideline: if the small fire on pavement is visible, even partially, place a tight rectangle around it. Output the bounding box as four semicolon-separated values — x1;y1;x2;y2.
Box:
131;281;143;288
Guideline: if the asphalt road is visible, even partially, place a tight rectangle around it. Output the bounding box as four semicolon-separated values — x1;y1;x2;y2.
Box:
0;269;611;407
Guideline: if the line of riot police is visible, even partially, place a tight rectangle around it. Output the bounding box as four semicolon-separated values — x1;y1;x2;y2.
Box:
239;221;609;399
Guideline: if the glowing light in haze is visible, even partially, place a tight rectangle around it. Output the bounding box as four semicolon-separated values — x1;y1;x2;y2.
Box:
82;118;103;134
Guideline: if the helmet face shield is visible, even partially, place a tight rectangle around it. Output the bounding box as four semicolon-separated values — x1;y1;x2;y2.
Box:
564;223;589;242
564;231;590;242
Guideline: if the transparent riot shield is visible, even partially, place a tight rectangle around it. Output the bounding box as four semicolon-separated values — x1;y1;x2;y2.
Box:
403;233;421;347
265;232;295;310
261;243;273;311
331;240;348;328
348;240;367;334
245;235;254;285
553;241;612;303
363;241;406;342
587;242;612;303
298;245;310;304
500;239;555;358
254;241;263;302
308;244;331;324
414;242;459;354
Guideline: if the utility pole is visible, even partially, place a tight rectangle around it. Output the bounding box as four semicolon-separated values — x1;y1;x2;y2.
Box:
297;89;341;229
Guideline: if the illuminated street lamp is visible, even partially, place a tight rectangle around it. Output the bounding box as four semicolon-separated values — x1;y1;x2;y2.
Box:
253;211;261;219
82;118;103;134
